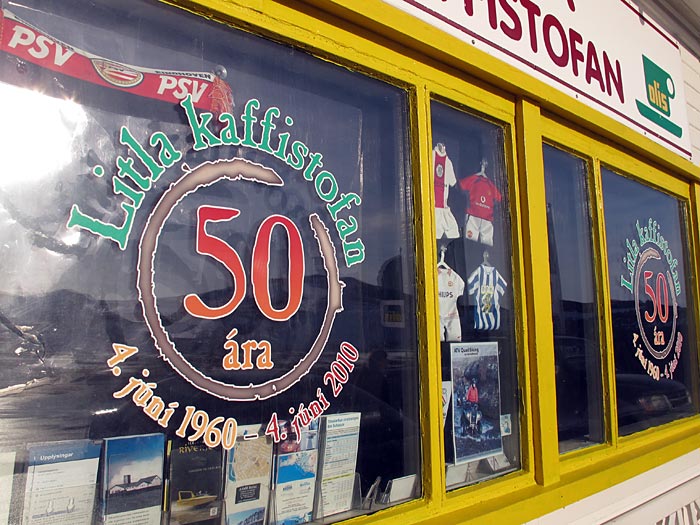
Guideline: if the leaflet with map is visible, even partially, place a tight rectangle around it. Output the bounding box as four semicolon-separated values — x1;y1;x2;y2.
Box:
0;451;16;525
167;438;224;525
22;440;101;525
102;433;165;525
224;424;273;525
315;412;361;518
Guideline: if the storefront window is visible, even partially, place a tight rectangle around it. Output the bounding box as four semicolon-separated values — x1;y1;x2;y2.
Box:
431;100;520;489
0;1;420;523
543;145;604;453
602;168;698;436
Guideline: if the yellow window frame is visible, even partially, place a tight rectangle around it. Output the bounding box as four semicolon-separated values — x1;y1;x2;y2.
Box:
159;0;700;523
541;114;700;476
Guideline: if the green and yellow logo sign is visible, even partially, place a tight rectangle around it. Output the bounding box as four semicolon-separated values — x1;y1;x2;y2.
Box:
636;55;683;137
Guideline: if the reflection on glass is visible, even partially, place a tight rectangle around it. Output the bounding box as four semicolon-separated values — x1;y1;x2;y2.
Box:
602;168;698;436
431;100;520;490
0;0;421;521
543;145;604;453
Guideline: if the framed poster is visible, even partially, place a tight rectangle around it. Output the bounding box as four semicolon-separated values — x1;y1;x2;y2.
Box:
450;342;503;464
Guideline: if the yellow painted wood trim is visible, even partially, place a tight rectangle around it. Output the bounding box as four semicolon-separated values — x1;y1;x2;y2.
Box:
428;90;538;501
592;157;619;450
688;183;700;409
541;116;698;467
553;151;617;469
143;1;700;522
537;138;619;462
412;84;446;508
364;432;700;525
293;0;700;181
542;116;691;199
559;419;700;479
515;100;559;486
428;81;515;125
504;100;536;486
163;0;422;89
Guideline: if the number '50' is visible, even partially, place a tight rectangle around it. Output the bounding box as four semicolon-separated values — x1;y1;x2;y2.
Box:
643;270;669;323
184;205;305;322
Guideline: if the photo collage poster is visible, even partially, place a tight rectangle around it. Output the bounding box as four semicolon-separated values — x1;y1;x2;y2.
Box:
450;342;503;464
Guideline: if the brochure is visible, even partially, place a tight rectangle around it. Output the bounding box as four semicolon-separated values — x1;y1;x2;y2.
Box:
445;463;469;486
224;425;273;525
272;449;318;525
386;474;417;503
442;381;452;428
0;451;16;525
315;412;361;518
168;438;224;525
450;342;503;464
21;440;101;525
102;433;165;525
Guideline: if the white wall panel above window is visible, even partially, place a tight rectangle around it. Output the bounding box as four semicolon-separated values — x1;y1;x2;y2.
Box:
381;0;693;158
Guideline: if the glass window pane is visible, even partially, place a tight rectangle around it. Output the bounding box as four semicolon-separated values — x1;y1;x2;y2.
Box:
602;168;698;436
0;0;421;521
431;100;520;490
543;145;604;453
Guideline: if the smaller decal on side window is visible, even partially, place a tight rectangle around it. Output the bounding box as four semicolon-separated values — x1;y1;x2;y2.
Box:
620;218;683;381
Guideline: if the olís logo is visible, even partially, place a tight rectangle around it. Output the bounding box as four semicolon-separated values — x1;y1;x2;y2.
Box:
635;55;683;138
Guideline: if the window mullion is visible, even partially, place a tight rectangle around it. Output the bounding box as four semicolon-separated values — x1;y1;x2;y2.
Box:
516;99;560;486
590;157;620;448
414;83;449;509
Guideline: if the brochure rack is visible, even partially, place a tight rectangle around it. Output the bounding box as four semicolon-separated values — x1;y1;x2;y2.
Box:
3;439;422;525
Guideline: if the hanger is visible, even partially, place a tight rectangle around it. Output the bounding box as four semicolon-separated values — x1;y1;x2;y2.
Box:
438;245;449;269
479;158;488;177
482;250;492;267
436;142;446;155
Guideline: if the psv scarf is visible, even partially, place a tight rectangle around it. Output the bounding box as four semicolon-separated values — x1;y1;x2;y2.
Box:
0;8;233;116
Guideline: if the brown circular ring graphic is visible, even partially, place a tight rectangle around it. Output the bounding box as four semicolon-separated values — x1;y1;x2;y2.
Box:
137;158;344;401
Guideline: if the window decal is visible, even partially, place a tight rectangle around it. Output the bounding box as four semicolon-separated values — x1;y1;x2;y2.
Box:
619;218;683;380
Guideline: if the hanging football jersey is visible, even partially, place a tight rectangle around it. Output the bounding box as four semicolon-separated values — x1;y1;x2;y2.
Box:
459;173;502;222
437;265;465;341
433;145;460;239
434;147;457;209
467;264;507;331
